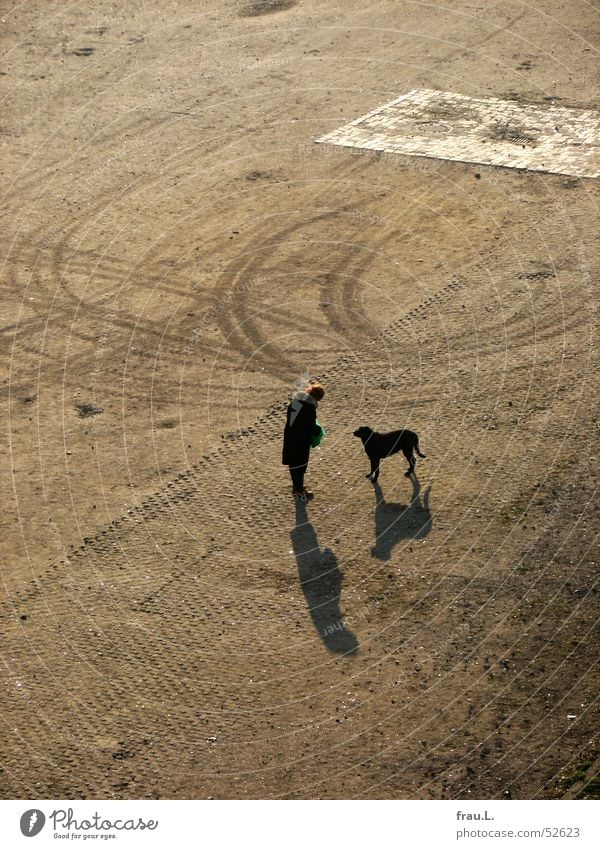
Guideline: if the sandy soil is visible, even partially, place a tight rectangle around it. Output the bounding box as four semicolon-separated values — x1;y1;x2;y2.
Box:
1;0;598;799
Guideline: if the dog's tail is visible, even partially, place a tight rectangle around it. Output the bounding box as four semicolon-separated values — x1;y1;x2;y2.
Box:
415;438;426;458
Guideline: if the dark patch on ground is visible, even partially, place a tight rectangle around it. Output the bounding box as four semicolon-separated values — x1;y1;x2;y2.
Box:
517;268;555;280
70;47;95;57
489;122;538;145
239;0;297;17
75;402;104;418
246;170;273;180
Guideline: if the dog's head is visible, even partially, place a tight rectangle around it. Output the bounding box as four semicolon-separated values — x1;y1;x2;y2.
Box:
353;426;373;441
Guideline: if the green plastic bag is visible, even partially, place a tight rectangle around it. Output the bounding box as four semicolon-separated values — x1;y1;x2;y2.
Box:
311;420;326;448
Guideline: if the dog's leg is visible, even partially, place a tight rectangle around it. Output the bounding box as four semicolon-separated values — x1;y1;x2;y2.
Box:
367;456;380;482
402;447;415;477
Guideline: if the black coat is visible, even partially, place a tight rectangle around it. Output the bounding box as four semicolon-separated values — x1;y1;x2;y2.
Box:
282;397;320;467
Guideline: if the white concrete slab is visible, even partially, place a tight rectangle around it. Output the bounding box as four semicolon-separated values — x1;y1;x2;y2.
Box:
316;89;599;177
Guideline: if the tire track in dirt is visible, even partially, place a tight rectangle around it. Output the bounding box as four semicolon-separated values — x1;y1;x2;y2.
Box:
5;201;593;601
3;0;599;799
4;268;468;609
209;158;384;379
2;215;597;798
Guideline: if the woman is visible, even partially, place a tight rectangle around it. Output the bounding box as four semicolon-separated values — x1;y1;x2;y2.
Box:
282;381;325;500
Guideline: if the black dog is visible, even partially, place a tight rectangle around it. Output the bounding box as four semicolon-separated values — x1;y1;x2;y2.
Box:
353;426;426;481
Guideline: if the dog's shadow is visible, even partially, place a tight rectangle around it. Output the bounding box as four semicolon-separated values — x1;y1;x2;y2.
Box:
290;501;359;655
371;476;432;561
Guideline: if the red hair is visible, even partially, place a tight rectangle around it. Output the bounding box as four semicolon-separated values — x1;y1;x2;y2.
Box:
307;382;325;401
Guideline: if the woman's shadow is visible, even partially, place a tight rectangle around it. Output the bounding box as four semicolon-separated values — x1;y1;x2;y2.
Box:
290;501;359;655
371;476;432;561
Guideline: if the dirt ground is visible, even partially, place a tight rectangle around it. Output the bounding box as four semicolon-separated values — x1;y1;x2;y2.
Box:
1;0;599;799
